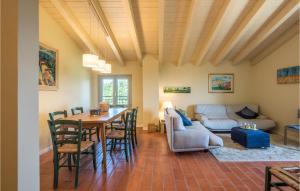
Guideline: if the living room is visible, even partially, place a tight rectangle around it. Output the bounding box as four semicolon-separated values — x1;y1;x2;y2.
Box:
1;0;300;190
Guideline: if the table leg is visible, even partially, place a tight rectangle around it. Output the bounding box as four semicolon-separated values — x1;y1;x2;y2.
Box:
265;166;271;191
99;123;107;171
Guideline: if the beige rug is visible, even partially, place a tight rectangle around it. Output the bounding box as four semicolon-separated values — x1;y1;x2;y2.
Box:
209;134;300;162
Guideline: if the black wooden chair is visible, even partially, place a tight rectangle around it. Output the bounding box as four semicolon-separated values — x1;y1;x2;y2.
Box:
131;108;138;148
71;107;83;115
48;119;97;189
106;111;133;162
71;107;99;141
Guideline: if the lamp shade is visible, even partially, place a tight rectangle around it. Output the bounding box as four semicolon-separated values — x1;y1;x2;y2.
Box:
162;101;173;109
102;63;112;74
82;54;98;68
92;59;106;72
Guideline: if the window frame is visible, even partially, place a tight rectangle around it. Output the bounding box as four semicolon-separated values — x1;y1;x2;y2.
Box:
98;74;132;108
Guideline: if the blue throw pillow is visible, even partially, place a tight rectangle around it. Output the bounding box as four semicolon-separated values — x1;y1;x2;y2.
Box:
175;109;193;126
236;107;259;119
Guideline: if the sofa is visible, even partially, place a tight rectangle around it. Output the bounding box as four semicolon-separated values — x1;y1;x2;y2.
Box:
194;104;276;131
165;108;223;152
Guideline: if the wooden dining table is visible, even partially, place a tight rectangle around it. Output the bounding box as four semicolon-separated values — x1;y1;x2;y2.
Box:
63;107;128;171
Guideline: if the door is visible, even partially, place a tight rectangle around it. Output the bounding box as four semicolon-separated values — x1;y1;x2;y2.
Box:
98;75;132;107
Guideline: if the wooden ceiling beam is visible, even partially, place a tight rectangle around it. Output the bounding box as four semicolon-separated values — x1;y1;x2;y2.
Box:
158;0;165;64
211;0;265;65
177;0;204;66
194;0;230;66
250;23;299;65
90;0;125;65
122;0;143;62
232;0;300;65
50;0;98;54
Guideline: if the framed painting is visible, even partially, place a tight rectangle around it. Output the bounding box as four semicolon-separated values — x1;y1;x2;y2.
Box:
277;66;300;84
39;43;58;90
208;73;234;93
163;87;191;93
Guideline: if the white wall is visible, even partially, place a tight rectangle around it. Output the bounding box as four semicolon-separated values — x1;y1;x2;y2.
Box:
39;7;92;151
159;62;253;116
252;35;299;140
143;55;159;129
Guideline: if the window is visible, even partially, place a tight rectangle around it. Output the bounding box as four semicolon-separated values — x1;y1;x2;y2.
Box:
98;75;131;107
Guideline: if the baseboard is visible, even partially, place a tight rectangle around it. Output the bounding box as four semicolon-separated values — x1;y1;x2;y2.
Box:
40;145;52;155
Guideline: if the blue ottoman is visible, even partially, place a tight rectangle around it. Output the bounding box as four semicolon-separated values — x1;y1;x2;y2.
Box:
231;127;270;148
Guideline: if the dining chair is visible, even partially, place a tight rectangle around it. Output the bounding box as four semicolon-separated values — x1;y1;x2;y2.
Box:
131;107;138;148
106;111;133;162
48;119;97;189
71;107;83;115
71;107;99;141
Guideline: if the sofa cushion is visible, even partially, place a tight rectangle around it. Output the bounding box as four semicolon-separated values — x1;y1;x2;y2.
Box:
202;119;238;131
173;128;209;149
167;108;186;131
194;104;227;119
226;104;259;114
236;107;259;119
176;109;192;126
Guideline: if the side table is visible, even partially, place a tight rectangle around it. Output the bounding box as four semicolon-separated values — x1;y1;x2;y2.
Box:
159;119;166;134
284;124;300;145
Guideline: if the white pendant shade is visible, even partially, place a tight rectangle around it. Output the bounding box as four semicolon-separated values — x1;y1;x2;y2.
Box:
82;54;98;68
92;59;106;72
102;63;112;73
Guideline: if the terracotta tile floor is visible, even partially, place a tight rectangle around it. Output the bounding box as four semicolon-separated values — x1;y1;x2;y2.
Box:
40;131;299;191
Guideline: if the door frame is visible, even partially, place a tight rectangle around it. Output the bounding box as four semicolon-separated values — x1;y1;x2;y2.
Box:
98;74;132;107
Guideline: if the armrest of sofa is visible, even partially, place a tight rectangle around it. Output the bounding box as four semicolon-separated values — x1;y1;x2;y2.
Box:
194;113;208;122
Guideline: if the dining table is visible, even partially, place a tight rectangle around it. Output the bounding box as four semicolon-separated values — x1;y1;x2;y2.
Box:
63;107;128;171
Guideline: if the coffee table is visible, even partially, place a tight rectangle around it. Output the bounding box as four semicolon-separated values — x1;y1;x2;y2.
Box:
231;127;270;148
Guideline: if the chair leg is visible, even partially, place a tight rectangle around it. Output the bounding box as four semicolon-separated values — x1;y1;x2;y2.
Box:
134;127;138;146
92;143;97;171
124;139;128;162
110;139;114;154
74;153;80;188
131;129;135;149
96;127;100;142
265;166;271;191
68;154;72;171
128;136;132;156
89;129;92;141
53;155;59;189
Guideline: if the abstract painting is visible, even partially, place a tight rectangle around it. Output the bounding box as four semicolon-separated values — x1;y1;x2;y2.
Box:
39;43;58;90
208;73;234;93
163;87;191;93
277;66;300;84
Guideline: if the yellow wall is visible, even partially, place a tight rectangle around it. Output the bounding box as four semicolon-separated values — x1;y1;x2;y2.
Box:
91;61;143;126
159;62;253;116
39;7;92;151
252;35;299;140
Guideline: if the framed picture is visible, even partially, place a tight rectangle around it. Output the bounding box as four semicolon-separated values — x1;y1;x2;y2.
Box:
208;73;234;93
277;66;299;84
39;43;58;90
163;87;191;93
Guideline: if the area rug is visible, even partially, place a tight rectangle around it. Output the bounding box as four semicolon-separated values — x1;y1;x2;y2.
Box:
209;134;300;162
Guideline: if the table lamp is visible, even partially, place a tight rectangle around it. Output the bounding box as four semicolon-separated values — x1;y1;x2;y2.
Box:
162;101;173;109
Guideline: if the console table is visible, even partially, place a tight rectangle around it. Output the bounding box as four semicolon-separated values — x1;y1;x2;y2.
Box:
284;124;300;145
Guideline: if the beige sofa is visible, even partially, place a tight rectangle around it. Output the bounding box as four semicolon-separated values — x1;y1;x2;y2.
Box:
165;108;223;152
194;104;276;131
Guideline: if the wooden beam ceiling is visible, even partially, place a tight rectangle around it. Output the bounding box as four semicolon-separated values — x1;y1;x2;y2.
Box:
211;0;265;65
49;0;98;54
232;0;300;65
89;0;125;65
250;22;299;65
158;0;165;64
122;0;143;62
194;0;230;66
177;0;212;66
